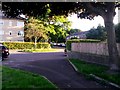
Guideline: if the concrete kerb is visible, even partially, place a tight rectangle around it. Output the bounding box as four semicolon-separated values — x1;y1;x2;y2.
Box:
67;58;120;89
41;76;59;89
89;74;120;89
67;59;78;72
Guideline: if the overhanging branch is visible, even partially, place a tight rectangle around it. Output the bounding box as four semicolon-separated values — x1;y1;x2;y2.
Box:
85;2;106;18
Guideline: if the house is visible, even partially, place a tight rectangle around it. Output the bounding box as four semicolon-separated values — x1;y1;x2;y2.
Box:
0;10;24;42
66;31;88;40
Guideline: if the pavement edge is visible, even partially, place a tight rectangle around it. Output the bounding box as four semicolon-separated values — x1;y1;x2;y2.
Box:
41;76;59;89
67;58;120;89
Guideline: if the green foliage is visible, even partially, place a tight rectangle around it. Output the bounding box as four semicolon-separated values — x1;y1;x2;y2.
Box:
23;48;60;52
48;15;71;43
25;15;71;43
2;66;57;88
3;3;72;43
86;25;107;41
3;42;50;49
66;39;101;51
86;23;120;43
70;59;108;75
24;17;48;42
69;29;81;35
70;59;120;85
37;42;51;49
3;2;119;19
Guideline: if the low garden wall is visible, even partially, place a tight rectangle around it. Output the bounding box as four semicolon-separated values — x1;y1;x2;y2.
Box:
72;43;120;56
67;51;110;66
67;39;120;66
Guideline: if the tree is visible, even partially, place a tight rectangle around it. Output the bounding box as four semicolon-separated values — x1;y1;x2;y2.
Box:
69;29;81;35
49;2;120;71
2;2;47;18
115;23;120;43
2;2;120;71
24;4;71;43
35;4;71;43
86;25;107;41
25;17;48;48
48;15;71;43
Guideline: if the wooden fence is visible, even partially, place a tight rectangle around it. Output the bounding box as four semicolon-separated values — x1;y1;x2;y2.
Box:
72;43;120;56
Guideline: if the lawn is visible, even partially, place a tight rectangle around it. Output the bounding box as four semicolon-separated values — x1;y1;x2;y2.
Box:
22;48;63;52
69;59;120;86
2;66;57;89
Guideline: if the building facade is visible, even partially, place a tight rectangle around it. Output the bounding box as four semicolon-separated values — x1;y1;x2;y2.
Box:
0;11;24;42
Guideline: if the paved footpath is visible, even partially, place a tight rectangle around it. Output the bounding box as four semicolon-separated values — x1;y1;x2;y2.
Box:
2;50;113;89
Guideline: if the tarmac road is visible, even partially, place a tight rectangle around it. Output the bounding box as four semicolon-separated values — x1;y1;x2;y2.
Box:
2;50;112;89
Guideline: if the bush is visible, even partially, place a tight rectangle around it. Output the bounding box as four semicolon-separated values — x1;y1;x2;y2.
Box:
66;39;101;51
3;42;51;49
37;42;51;49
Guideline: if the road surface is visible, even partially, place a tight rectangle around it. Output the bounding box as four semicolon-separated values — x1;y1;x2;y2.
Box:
2;50;112;89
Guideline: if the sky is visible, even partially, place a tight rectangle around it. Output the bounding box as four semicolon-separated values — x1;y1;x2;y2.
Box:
67;8;119;31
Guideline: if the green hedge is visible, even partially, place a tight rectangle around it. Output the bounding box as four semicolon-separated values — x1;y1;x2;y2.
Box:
3;42;51;49
66;39;101;51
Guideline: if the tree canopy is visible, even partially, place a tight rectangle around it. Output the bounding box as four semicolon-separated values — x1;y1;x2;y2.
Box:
2;2;120;19
48;15;71;43
24;15;71;43
24;17;48;42
69;29;81;35
86;25;107;41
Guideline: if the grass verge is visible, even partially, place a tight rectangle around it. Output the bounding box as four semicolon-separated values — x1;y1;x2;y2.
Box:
22;48;62;52
2;66;57;89
69;59;120;86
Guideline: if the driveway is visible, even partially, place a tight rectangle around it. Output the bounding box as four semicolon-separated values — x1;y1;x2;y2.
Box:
3;50;111;89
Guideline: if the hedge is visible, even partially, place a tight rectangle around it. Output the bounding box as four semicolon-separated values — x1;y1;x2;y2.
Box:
3;42;51;49
66;39;101;51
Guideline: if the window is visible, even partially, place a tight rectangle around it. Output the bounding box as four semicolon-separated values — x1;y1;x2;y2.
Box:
17;21;24;27
18;31;24;36
9;21;12;26
9;31;12;35
0;30;4;35
0;21;4;26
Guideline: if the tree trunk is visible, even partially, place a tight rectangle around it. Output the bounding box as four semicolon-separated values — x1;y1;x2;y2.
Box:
103;3;120;71
34;37;37;49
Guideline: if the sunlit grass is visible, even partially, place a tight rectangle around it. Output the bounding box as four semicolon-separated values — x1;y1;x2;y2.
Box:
2;66;57;89
23;48;63;52
69;59;120;85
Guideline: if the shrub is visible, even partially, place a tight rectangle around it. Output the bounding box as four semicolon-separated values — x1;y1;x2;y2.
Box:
3;42;51;49
66;39;101;51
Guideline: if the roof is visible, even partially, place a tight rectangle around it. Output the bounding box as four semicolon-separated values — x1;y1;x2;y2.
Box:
0;16;25;21
0;10;26;20
71;31;88;36
66;31;89;38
